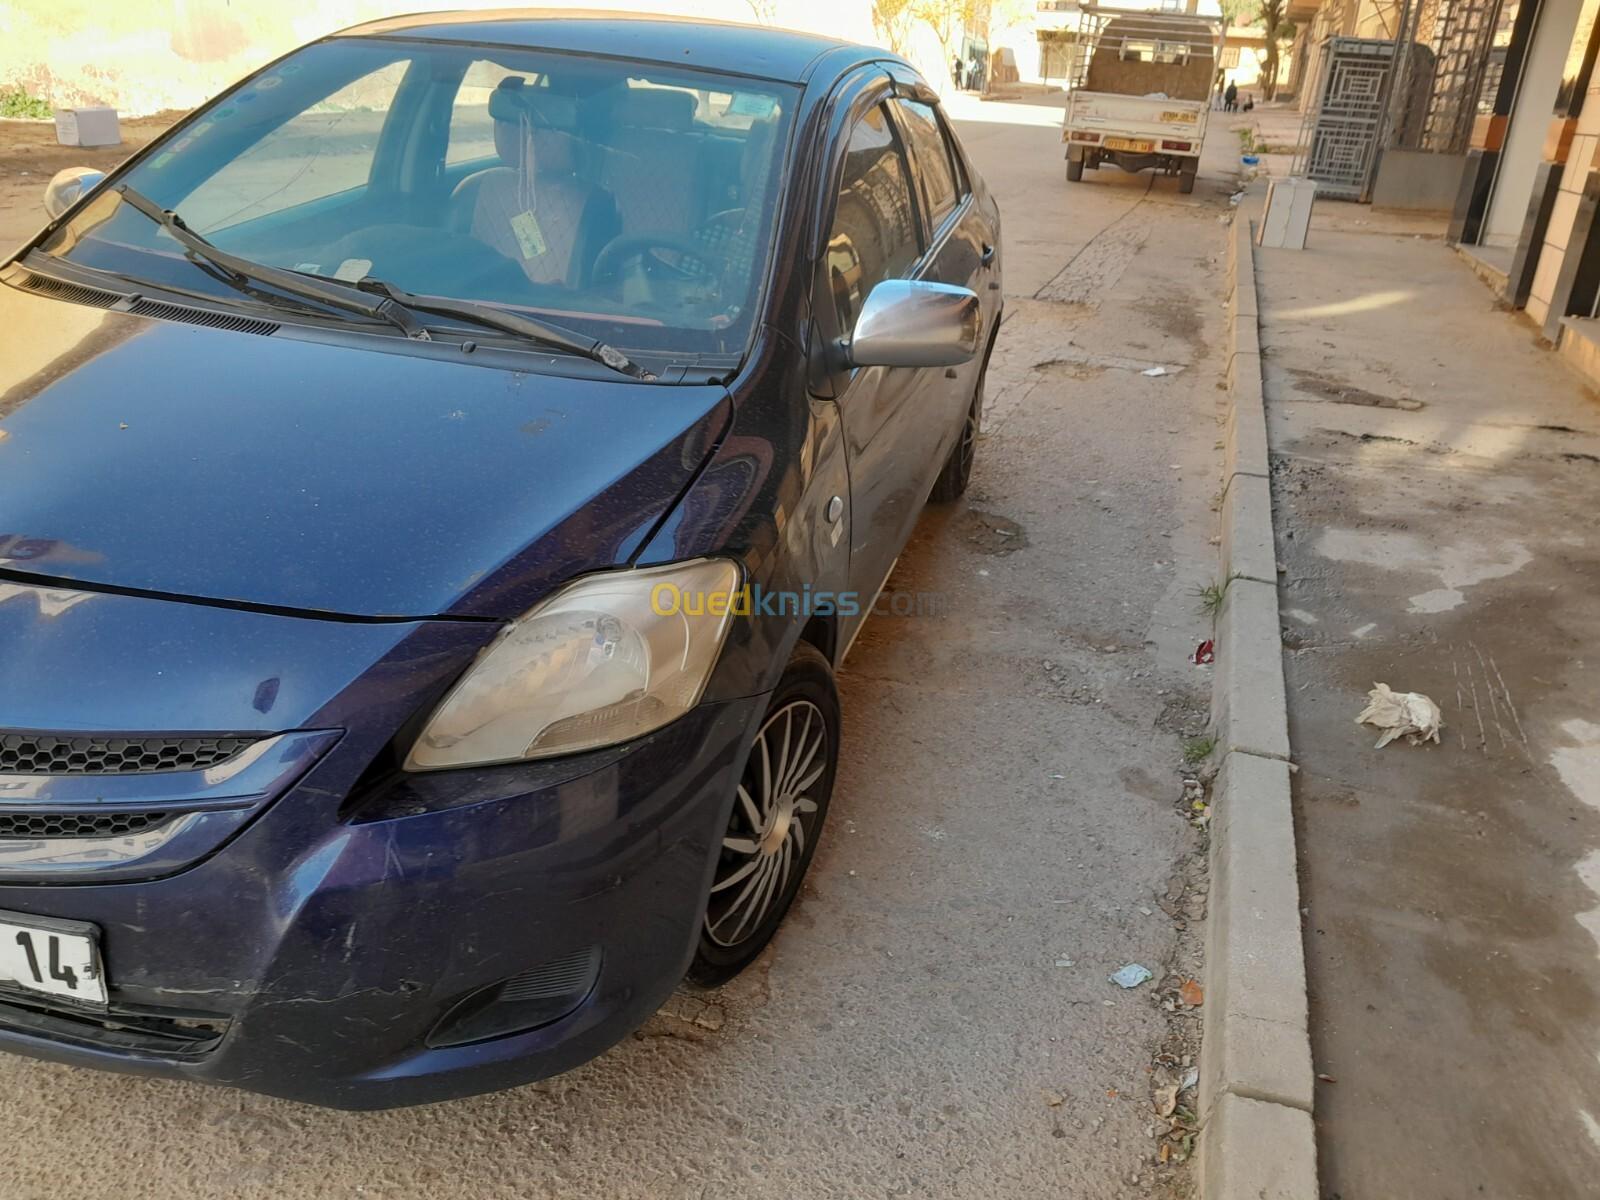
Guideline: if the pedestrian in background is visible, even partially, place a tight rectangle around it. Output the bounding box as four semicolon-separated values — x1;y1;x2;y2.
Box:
1224;80;1238;112
952;53;964;90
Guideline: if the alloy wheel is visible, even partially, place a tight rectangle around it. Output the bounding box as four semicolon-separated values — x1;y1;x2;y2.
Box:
959;392;980;474
704;700;827;949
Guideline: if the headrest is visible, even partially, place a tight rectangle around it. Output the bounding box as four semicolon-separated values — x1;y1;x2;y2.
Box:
488;77;579;130
741;117;777;191
609;87;697;131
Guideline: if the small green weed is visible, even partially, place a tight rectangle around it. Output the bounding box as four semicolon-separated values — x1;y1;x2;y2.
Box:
0;88;52;120
1191;572;1241;620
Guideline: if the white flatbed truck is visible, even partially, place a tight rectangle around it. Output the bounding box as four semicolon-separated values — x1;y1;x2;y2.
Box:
1060;6;1219;195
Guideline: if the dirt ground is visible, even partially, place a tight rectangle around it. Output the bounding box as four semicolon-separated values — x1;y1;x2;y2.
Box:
0;95;1244;1198
0;114;179;251
1257;207;1600;1197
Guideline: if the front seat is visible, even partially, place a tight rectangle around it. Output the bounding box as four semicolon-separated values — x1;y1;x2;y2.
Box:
599;87;702;238
449;78;617;287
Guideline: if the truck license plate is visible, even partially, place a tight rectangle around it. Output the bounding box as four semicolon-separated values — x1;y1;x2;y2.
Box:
1104;137;1154;153
0;910;107;1007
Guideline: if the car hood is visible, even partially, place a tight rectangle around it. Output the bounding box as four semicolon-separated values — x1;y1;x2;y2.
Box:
0;284;730;619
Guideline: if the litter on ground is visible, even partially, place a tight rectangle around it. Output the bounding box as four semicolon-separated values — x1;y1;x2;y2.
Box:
1109;963;1154;989
1356;683;1443;748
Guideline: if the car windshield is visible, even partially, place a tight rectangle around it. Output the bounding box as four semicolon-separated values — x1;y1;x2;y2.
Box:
37;37;798;361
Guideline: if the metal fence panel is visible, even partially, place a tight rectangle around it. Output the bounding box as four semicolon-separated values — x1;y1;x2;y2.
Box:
1295;38;1397;200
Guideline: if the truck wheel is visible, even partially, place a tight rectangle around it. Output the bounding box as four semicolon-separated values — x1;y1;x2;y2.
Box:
1067;157;1084;182
1178;168;1196;194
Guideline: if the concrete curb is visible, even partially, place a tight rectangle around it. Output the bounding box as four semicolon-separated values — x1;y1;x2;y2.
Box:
1198;215;1318;1199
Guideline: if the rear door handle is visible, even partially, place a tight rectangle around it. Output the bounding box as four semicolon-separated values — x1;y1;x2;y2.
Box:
980;243;996;265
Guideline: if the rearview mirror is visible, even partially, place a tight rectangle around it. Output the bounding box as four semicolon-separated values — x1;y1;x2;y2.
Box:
44;167;106;220
848;279;980;368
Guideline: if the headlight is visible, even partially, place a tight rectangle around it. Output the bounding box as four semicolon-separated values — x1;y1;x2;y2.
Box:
405;559;742;771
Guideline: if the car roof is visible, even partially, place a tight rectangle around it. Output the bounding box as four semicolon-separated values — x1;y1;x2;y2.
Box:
334;8;875;84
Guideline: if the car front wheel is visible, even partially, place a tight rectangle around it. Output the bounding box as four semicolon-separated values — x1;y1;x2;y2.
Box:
688;641;839;987
930;356;986;503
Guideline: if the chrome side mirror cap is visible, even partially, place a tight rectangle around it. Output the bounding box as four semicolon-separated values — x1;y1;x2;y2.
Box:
44;167;106;220
848;279;981;369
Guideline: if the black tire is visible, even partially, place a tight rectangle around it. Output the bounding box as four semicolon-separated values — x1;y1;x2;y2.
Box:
1066;156;1084;182
930;353;986;503
687;642;839;987
1178;169;1197;195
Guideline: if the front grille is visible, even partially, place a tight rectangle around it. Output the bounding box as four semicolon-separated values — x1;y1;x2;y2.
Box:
0;733;255;776
0;811;170;839
0;992;229;1060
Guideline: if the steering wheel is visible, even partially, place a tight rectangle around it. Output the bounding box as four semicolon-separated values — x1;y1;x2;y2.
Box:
592;232;719;284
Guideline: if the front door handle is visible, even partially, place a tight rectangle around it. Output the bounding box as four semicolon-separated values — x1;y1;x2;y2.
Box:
980;242;996;265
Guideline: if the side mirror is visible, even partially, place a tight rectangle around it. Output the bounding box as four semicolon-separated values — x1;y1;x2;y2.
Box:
44;167;106;220
848;279;980;368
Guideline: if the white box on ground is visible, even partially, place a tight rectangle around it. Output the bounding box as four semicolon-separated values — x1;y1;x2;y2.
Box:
1257;177;1316;250
54;106;121;148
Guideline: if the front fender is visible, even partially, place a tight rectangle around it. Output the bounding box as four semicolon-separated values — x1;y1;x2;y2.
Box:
634;352;850;699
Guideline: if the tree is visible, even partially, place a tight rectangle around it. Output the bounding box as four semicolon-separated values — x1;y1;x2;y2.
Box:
872;0;917;54
908;0;985;70
1256;0;1295;101
1215;0;1253;92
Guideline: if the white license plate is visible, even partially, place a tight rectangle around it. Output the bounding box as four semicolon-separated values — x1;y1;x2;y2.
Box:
0;910;107;1007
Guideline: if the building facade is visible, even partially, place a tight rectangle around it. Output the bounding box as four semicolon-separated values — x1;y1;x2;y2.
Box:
1448;0;1600;362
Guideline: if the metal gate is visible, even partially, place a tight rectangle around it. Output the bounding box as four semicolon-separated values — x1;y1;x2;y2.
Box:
1414;0;1507;152
1294;37;1397;200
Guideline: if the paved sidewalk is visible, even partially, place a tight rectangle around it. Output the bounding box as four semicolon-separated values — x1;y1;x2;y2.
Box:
1255;207;1600;1196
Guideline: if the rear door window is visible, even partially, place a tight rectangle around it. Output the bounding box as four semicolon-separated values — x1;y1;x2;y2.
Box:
824;103;920;334
891;99;963;232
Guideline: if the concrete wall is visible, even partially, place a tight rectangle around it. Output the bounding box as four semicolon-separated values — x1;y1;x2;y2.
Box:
1371;149;1468;210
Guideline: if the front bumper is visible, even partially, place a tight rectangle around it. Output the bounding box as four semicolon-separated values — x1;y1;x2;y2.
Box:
0;694;766;1108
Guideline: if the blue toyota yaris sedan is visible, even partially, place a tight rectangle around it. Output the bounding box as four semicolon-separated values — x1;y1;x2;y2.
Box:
0;10;1001;1107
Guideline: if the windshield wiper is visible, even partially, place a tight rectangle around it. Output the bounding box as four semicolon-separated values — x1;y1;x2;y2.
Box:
114;186;431;341
115;185;652;380
346;277;654;382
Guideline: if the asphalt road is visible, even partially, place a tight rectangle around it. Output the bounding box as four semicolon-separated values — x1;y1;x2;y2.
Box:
1;95;1240;1199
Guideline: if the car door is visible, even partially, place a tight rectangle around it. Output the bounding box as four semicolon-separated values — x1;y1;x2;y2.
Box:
887;92;996;471
810;94;944;612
